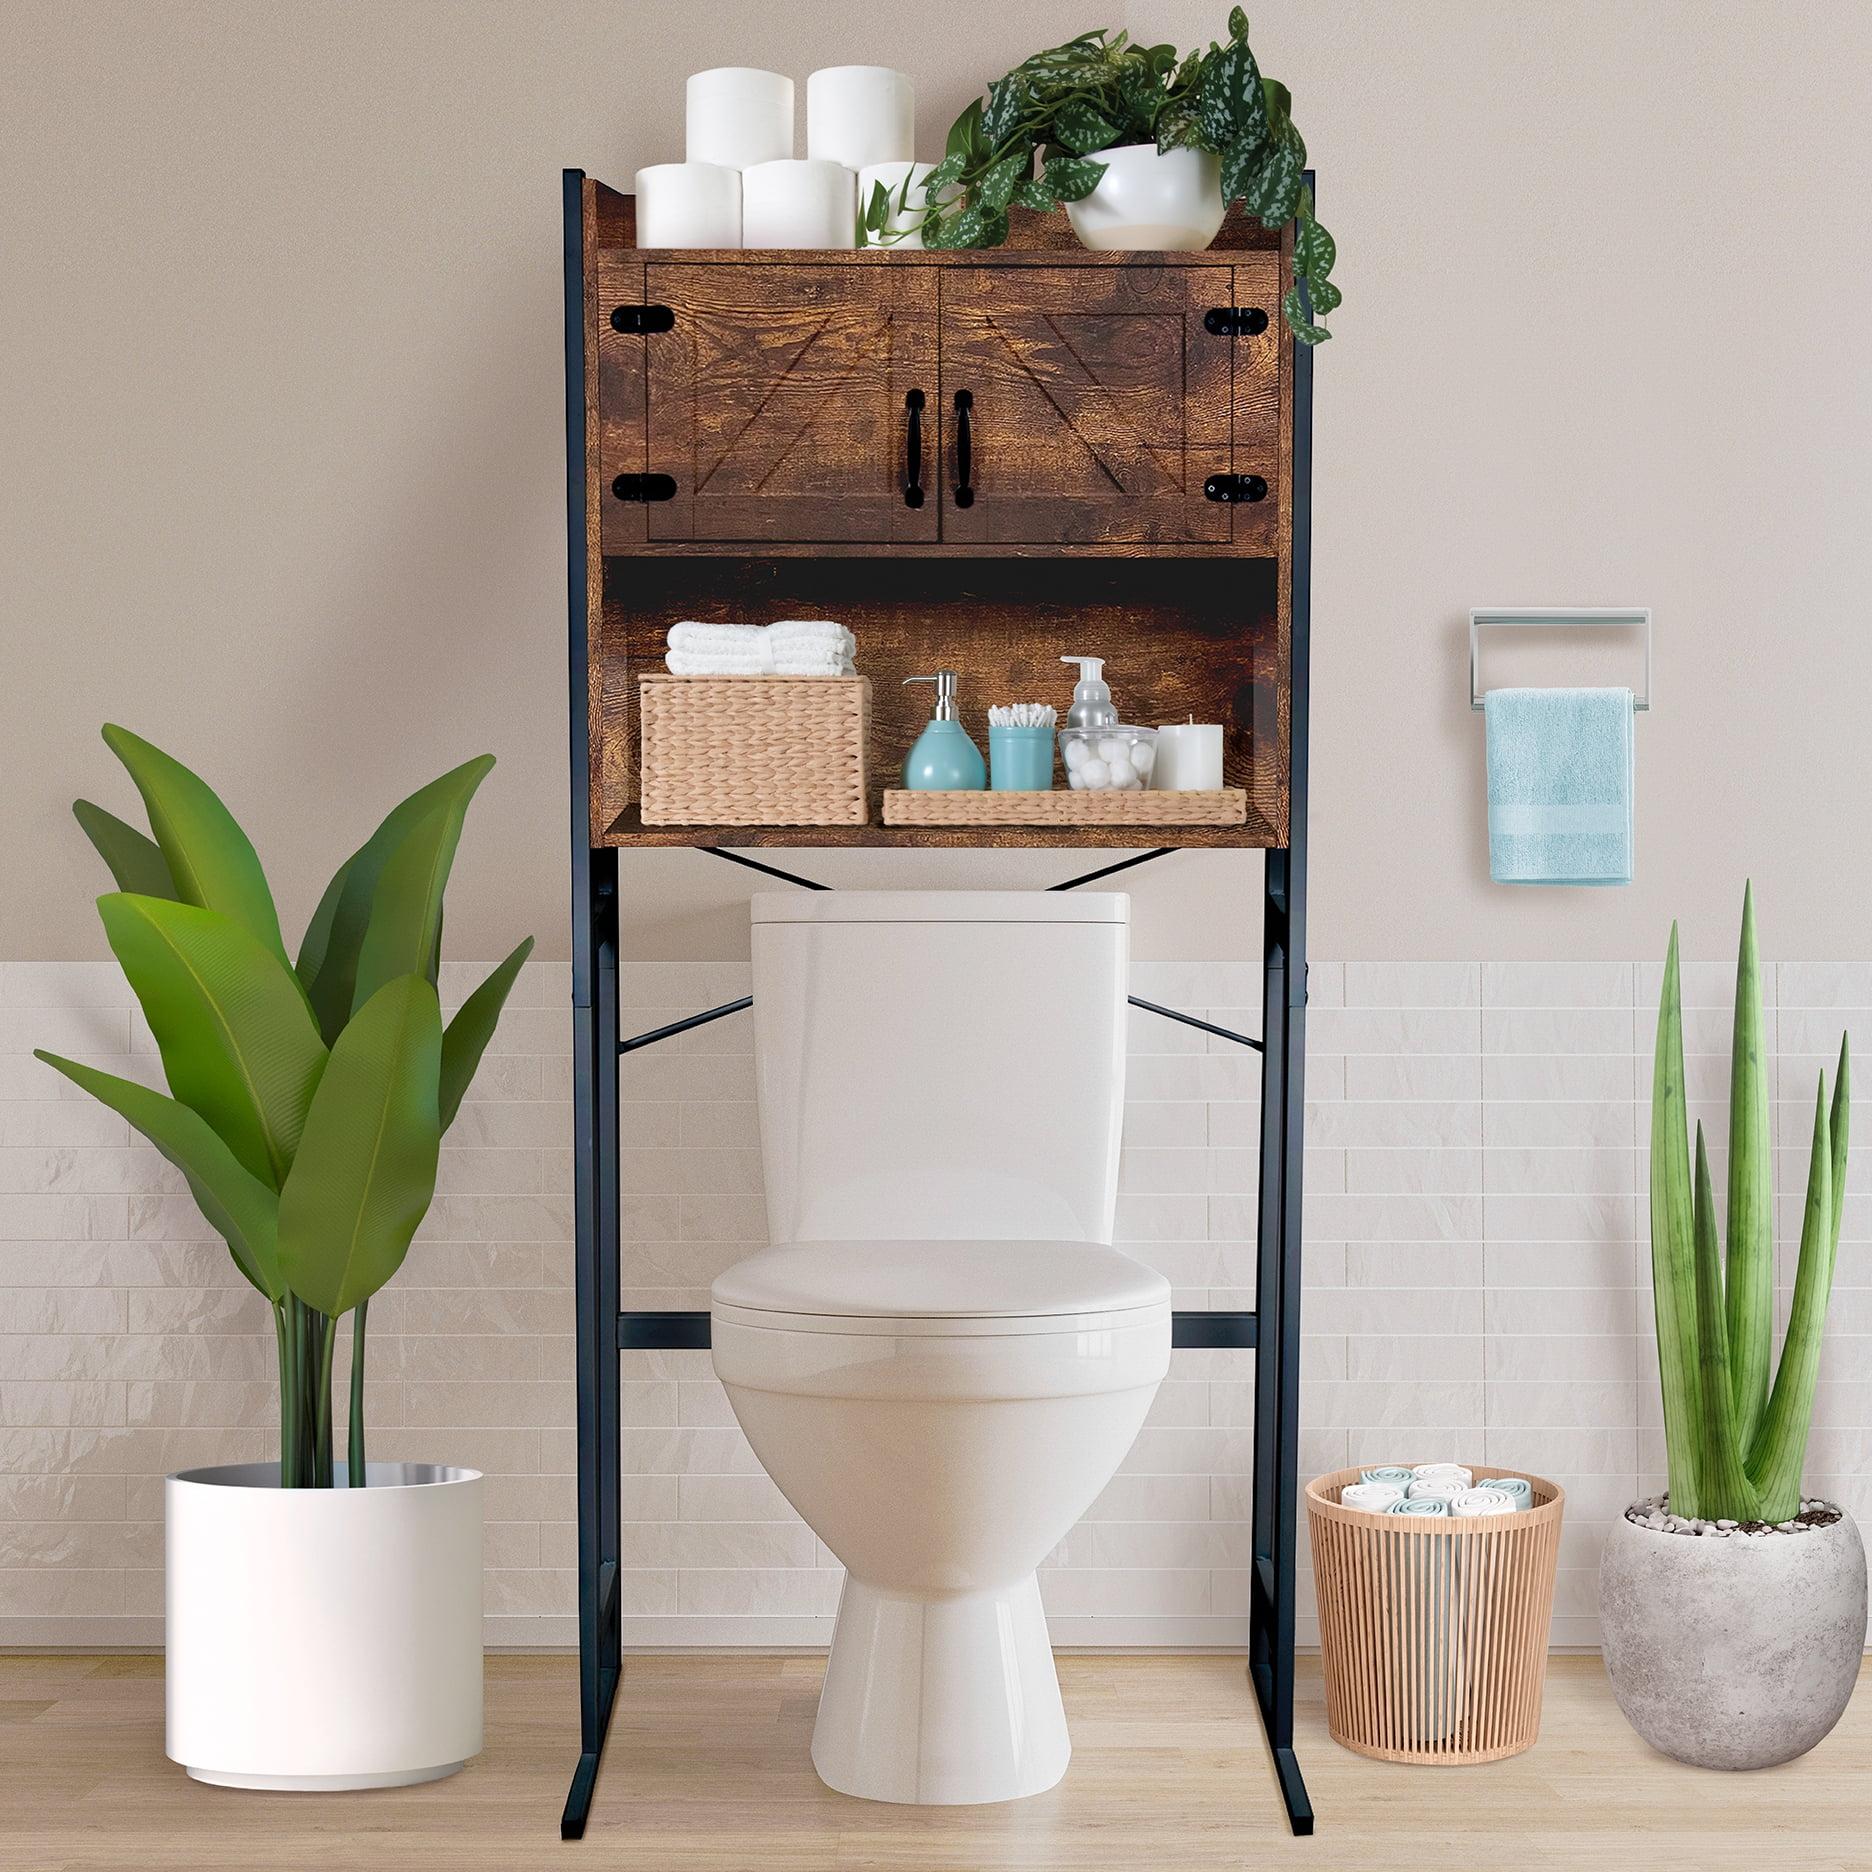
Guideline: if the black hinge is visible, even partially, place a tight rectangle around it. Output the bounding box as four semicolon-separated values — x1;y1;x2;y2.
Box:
1203;473;1268;504
610;303;675;334
1203;305;1270;337
613;473;677;503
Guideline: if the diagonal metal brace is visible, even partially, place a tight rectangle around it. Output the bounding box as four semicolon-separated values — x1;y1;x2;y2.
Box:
1127;996;1262;1051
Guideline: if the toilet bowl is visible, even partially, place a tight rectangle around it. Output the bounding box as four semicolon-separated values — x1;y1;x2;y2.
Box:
711;892;1170;1805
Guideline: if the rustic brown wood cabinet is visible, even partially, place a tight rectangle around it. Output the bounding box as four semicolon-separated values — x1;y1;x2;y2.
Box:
583;183;1300;850
563;171;1318;1843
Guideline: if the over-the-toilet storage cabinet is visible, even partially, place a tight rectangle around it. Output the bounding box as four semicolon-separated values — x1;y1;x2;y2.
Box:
563;172;1315;1838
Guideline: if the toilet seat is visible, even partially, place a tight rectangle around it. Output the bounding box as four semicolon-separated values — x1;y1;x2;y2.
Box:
712;1239;1171;1337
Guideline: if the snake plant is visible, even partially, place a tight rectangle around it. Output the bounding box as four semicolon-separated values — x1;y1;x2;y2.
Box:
1649;886;1848;1522
38;728;533;1487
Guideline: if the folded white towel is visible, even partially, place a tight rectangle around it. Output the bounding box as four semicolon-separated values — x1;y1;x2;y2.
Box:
663;619;858;677
668;621;772;656
772;653;856;676
769;617;854;648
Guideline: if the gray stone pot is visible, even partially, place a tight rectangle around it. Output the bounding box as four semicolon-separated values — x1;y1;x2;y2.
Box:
1599;1507;1866;1768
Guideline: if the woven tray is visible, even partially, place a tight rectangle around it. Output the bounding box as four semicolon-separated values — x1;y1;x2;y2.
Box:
881;788;1246;827
639;676;870;826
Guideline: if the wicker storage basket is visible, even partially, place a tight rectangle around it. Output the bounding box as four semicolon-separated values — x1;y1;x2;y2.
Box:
639;676;869;826
1306;1466;1565;1764
881;787;1246;827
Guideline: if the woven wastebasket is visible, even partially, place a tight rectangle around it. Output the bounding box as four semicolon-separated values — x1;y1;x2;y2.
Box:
1306;1466;1565;1764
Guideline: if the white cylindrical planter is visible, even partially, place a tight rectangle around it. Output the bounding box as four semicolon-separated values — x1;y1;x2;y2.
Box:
686;66;793;171
634;162;741;249
1065;144;1226;252
859;161;935;247
807;66;914;172
166;1462;483;1790
742;159;856;250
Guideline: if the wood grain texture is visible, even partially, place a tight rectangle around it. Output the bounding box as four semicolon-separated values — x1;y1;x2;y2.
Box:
940;265;1235;548
3;1653;1868;1870
641;264;938;546
583;169;1296;851
597;555;1283;846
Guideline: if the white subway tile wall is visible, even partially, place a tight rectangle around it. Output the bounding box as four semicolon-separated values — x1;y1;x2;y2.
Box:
1;957;1867;1649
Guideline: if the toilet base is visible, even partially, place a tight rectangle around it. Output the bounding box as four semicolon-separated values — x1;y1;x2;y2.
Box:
812;1573;1070;1805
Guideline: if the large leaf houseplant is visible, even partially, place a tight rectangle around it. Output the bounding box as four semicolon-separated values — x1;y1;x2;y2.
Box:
44;726;532;1789
1599;886;1867;1769
869;12;1339;343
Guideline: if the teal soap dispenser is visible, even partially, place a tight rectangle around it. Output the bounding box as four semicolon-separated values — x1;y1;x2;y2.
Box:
901;671;986;790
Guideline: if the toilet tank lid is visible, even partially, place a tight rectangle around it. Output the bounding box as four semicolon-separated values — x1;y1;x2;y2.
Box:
750;891;1128;926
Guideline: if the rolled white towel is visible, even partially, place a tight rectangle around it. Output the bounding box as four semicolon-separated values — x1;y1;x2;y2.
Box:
1479;1475;1533;1510
1411;1463;1473;1487
1340;1481;1405;1514
1385;1494;1451;1518
1359;1466;1416;1492
1450;1487;1516;1518
1405;1480;1465;1504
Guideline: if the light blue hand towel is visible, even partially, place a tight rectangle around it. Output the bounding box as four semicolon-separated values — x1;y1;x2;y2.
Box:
1485;686;1634;885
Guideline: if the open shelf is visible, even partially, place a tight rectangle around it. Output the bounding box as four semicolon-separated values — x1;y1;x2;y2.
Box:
593;555;1287;848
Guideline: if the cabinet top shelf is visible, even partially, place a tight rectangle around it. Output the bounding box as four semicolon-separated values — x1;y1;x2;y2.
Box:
591;179;1284;260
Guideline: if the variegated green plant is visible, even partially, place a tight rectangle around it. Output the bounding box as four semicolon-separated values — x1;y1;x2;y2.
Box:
38;728;533;1487
1649;886;1848;1522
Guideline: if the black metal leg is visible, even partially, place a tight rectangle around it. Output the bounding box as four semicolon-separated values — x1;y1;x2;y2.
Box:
564;850;622;1840
1249;851;1312;1836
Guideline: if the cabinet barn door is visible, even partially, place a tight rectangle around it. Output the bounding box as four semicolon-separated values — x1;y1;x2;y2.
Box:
937;264;1242;547
642;264;939;544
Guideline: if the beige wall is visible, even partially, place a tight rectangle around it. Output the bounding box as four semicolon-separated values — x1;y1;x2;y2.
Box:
4;1;1870;965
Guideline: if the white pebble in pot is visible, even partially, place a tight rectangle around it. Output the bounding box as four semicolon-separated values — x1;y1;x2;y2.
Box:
1097;737;1124;764
1063;738;1087;770
1080;758;1109;787
1130;741;1154;778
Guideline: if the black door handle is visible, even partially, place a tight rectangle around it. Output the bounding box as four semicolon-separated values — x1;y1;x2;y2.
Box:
953;389;975;509
903;389;925;509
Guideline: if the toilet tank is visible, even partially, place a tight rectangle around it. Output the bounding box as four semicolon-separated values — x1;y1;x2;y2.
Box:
750;891;1128;1245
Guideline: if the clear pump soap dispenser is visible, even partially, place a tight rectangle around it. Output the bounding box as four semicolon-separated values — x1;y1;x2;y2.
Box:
1061;656;1117;730
902;671;986;791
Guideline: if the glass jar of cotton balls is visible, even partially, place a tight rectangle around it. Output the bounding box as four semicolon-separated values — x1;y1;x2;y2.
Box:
1060;726;1157;791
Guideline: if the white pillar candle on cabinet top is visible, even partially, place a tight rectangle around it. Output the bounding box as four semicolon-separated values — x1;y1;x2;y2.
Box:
1152;721;1224;791
633;163;741;249
859;161;935;247
686;67;794;170
807;66;914;172
741;159;856;250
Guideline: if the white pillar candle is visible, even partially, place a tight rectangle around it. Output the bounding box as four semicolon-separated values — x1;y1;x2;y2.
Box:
807;66;914;172
1152;721;1225;791
858;160;935;246
741;159;856;249
686;67;793;171
633;162;741;249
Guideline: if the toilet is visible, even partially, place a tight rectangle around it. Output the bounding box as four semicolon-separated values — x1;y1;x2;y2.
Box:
710;891;1171;1805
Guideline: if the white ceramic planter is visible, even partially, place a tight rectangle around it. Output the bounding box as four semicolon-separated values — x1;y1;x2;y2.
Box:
1065;144;1225;252
1599;1507;1867;1768
166;1462;483;1790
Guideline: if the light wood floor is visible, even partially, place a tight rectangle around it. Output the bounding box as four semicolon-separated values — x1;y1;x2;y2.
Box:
1;1652;1866;1871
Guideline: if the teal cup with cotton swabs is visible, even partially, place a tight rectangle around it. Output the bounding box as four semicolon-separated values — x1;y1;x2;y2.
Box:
989;726;1055;791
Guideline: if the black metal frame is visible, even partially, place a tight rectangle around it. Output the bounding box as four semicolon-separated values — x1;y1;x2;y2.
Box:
559;169;1313;1840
